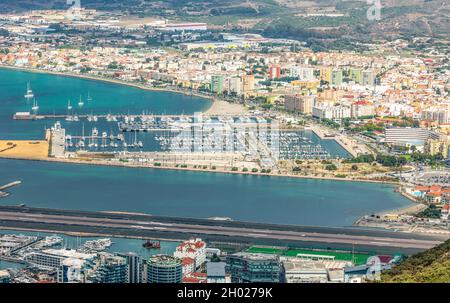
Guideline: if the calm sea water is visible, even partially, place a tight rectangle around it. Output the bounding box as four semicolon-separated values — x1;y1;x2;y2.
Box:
0;159;411;227
0;68;412;227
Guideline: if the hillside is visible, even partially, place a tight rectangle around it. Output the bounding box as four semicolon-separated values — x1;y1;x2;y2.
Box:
0;0;448;41
381;239;450;283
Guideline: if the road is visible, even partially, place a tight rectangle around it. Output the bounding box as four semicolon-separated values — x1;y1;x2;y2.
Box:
0;206;447;255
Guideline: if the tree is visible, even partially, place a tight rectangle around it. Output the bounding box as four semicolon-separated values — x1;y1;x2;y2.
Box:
325;164;338;171
210;253;221;262
351;165;359;171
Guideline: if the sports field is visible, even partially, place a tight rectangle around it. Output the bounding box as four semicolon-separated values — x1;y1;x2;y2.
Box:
246;246;371;265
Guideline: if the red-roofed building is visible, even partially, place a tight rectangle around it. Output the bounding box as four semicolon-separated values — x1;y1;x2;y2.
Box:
181;257;195;275
425;191;442;204
174;238;206;269
414;186;430;192
429;185;442;193
182;272;207;283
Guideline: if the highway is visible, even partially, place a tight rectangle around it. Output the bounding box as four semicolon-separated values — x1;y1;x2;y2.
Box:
0;206;447;255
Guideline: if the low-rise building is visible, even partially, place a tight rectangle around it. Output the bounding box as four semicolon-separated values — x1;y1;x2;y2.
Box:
313;105;351;120
282;260;328;283
206;262;228;283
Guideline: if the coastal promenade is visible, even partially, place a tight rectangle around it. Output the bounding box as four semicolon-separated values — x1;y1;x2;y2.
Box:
0;206;446;255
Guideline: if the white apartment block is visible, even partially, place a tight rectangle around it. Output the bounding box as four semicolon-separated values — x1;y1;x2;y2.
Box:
173;238;206;269
313;105;351;120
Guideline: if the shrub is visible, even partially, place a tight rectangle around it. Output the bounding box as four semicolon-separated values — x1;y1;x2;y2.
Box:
325;164;338;171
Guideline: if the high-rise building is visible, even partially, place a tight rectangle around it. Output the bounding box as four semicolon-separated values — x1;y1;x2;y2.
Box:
0;270;11;283
268;65;281;79
362;70;375;86
242;74;255;95
120;252;144;283
425;138;450;159
331;69;343;86
349;68;362;84
285;94;315;115
228;77;243;96
58;257;91;283
290;67;314;81
89;254;128;283
226;253;281;283
147;255;183;283
321;67;332;83
421;108;450;125
210;75;224;94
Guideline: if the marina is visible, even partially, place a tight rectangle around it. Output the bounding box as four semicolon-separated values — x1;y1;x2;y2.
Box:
42;114;349;160
0;228;180;271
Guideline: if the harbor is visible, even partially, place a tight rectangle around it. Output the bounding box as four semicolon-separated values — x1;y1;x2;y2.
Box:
0;68;414;228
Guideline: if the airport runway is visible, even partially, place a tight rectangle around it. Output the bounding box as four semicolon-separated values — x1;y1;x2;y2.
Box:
0;206;447;254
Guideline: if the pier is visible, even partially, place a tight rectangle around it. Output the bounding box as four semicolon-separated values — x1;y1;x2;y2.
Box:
0;205;447;255
0;181;21;198
0;181;21;192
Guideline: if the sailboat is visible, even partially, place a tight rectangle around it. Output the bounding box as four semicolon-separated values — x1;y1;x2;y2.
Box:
24;82;34;99
31;98;39;112
78;95;84;107
67;100;73;111
87;92;93;102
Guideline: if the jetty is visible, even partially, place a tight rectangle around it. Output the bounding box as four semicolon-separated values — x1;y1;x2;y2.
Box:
0;181;21;191
0;181;21;198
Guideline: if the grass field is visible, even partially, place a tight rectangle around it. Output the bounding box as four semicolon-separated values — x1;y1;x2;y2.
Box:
246;246;371;265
